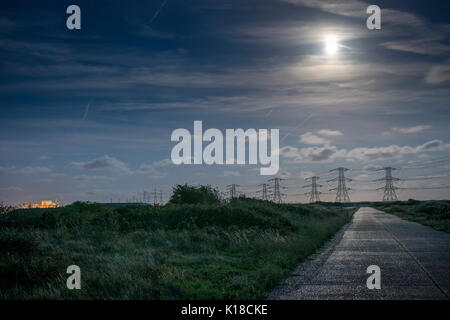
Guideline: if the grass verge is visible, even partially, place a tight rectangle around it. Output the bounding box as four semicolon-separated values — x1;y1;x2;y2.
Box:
374;200;450;233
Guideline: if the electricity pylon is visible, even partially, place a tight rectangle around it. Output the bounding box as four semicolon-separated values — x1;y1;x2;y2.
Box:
375;167;399;201
328;167;351;202
143;190;147;203
268;178;285;203
256;183;270;201
303;176;322;203
152;188;158;205
226;184;239;199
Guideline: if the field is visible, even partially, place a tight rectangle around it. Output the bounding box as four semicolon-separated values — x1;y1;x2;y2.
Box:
374;200;450;233
0;188;354;300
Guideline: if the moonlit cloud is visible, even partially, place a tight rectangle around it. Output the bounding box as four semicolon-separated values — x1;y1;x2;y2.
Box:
0;166;52;175
281;140;450;163
317;129;343;137
0;186;23;192
281;0;366;18
136;159;171;178
300;132;330;145
382;40;450;56
69;155;132;174
425;61;450;84
223;171;241;177
392;125;432;134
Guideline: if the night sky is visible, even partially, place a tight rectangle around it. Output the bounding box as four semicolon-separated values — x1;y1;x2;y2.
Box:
1;0;449;205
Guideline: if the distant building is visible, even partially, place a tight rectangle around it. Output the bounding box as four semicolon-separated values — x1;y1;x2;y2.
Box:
22;200;60;209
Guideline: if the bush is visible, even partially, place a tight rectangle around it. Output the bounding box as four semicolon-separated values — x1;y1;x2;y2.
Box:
169;184;221;205
0;203;15;215
406;199;421;205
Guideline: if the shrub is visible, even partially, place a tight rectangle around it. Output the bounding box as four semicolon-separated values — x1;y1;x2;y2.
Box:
0;203;15;215
169;184;221;205
406;199;421;205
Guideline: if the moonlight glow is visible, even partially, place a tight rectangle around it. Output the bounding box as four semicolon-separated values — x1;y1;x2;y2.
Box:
325;35;338;55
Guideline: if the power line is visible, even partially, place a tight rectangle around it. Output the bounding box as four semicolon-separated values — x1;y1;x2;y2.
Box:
398;185;450;190
402;155;450;169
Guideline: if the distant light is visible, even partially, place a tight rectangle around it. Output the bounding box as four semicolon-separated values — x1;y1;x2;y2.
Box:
325;35;338;55
22;200;60;209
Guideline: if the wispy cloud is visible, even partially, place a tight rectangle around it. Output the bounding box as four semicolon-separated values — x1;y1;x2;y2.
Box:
317;129;343;137
281;139;450;163
136;158;171;178
150;0;169;23
281;0;366;18
0;166;52;175
300;132;330;145
0;17;17;33
82;103;90;120
425;61;450;84
223;170;241;177
69;155;132;175
382;40;450;56
0;186;23;192
392;125;432;134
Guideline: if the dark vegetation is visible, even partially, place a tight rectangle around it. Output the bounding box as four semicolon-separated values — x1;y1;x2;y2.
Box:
0;185;354;299
373;199;450;233
0;203;15;215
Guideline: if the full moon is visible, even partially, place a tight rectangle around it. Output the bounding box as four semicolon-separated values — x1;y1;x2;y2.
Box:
325;35;338;55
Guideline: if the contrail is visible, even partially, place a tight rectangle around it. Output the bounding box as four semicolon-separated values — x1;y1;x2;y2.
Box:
295;113;315;130
280;132;291;142
280;113;315;142
82;103;90;120
265;108;273;118
150;0;169;23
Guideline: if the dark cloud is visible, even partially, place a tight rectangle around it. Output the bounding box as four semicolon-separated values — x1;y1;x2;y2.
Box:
309;147;337;161
69;155;131;174
418;140;444;151
425;62;450;84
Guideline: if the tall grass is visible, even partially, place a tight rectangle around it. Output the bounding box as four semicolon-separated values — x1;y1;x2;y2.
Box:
0;198;354;299
375;200;450;232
